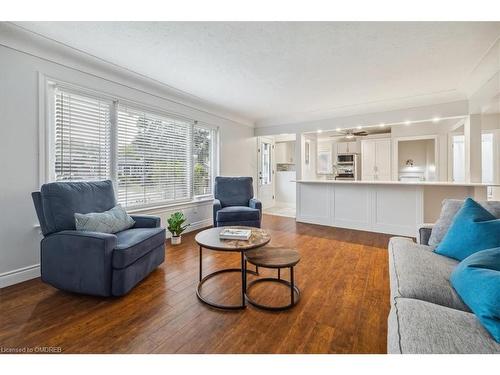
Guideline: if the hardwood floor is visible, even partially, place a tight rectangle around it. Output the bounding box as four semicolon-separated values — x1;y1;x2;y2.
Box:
0;215;392;354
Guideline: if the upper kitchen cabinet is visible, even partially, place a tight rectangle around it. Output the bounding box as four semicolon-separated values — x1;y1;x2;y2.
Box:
275;141;296;164
337;141;359;154
361;138;391;181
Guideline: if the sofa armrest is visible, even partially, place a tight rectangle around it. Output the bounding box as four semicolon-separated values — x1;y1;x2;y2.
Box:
213;199;222;227
41;230;117;296
249;198;262;212
418;224;434;246
130;215;161;228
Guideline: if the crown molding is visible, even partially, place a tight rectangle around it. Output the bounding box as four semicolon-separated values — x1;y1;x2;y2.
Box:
0;22;255;128
458;36;500;98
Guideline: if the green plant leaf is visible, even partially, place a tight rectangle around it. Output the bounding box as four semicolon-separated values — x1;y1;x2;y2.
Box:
167;211;190;236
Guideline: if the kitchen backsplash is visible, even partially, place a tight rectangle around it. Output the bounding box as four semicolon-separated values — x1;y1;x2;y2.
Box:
277;163;296;172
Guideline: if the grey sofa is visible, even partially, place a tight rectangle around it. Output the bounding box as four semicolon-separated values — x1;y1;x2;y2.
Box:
213;176;262;228
387;227;500;354
32;180;166;297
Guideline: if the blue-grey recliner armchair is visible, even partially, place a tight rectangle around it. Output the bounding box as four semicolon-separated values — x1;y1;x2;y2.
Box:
31;180;166;297
213;176;262;228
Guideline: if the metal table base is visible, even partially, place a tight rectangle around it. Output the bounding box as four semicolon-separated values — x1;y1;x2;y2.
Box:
196;246;258;310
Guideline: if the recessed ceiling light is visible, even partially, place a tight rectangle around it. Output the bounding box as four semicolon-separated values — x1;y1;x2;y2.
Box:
432;117;441;123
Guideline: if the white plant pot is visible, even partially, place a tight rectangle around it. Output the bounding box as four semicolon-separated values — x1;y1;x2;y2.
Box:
171;235;181;245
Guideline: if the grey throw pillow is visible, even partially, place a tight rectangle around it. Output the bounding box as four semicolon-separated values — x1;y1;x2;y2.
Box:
428;199;500;248
75;205;135;234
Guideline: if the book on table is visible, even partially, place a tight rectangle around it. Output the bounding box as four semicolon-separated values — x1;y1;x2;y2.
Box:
219;228;252;240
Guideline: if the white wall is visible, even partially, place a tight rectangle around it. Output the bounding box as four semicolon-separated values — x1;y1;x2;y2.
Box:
0;42;256;287
398;139;435;180
301;133;317;180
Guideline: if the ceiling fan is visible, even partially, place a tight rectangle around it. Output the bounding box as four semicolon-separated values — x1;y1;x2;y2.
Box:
331;128;369;140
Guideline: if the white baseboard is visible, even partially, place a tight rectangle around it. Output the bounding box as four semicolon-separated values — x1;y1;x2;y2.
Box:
165;218;212;238
1;219;212;288
0;264;41;289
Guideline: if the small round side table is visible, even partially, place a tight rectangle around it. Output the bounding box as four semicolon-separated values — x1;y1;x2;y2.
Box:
195;226;271;310
244;247;301;311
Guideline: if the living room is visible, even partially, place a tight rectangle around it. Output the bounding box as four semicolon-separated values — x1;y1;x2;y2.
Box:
1;1;500;373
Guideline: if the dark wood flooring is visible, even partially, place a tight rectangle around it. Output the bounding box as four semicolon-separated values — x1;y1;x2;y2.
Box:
0;215;392;353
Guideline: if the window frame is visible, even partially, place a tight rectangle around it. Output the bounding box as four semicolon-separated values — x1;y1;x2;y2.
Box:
192;122;217;200
43;77;219;210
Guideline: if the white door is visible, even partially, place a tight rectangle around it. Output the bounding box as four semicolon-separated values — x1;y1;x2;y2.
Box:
375;139;392;181
258;137;275;209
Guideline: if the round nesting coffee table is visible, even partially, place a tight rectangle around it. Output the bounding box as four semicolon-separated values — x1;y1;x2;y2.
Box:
195;226;271;310
244;247;301;311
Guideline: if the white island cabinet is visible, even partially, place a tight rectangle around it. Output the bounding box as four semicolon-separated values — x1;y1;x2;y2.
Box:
296;180;494;237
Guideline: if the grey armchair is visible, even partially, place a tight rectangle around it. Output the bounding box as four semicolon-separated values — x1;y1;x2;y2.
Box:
31;180;166;297
213;176;262;228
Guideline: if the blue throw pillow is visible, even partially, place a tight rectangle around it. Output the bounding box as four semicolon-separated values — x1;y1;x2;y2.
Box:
435;197;500;261
451;247;500;343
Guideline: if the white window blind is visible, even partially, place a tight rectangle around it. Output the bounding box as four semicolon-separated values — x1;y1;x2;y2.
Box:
193;125;214;197
117;105;192;208
54;88;111;181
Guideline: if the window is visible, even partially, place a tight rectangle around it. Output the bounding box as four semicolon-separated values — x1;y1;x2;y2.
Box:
117;105;192;207
260;141;272;185
452;133;494;184
452;135;465;182
49;85;217;209
193;125;215;196
54;88;111;181
482;133;494;184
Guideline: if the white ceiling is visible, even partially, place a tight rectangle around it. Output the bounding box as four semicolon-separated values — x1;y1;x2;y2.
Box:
16;22;500;126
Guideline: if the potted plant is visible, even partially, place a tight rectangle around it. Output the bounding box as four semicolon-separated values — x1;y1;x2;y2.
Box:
167;212;189;245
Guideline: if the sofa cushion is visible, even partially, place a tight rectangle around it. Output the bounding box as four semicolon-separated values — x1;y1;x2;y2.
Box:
451;247;500;343
435;198;500;261
41;180;116;235
388;298;500;354
112;244;165;296
428;199;500;248
75;205;135;234
216;206;260;222
112;228;166;269
388;237;469;312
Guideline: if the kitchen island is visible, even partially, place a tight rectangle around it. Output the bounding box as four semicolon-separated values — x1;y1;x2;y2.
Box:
295;179;496;237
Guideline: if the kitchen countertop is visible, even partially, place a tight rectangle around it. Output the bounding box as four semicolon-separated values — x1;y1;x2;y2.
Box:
294;179;499;187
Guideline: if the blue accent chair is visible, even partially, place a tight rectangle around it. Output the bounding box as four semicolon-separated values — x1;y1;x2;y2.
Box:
213;176;262;228
31;180;166;297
